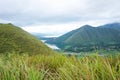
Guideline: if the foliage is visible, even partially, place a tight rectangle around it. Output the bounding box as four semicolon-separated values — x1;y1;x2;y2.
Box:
0;52;120;80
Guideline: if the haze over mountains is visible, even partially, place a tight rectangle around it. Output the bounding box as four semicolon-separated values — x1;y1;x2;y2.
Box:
0;23;55;55
46;23;120;52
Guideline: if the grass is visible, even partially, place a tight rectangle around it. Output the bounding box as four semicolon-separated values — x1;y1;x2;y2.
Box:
0;53;120;80
0;23;55;55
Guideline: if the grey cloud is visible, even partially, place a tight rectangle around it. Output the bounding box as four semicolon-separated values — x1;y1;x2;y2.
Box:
0;0;120;26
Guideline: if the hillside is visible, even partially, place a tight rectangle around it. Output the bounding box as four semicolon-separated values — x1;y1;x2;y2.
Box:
0;23;55;55
46;23;120;52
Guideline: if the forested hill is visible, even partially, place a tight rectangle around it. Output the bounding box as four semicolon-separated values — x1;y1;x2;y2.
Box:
46;23;120;52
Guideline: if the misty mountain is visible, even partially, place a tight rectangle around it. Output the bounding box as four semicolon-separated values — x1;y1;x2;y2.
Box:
99;23;120;30
46;23;120;52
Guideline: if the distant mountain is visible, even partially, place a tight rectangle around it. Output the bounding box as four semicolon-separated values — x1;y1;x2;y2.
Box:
46;23;120;52
99;23;120;30
32;33;49;38
0;23;55;55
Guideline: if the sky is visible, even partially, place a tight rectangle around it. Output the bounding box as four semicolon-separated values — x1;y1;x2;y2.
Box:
0;0;120;36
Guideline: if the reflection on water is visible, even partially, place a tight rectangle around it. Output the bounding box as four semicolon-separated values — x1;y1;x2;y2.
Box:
46;43;59;50
41;40;59;50
41;40;46;43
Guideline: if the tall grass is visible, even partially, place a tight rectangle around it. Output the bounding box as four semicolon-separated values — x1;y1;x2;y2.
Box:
0;53;119;80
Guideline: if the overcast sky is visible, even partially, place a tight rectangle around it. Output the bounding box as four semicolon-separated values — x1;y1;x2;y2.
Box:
0;0;120;36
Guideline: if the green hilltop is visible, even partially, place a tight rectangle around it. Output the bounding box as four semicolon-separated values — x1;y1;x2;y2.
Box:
0;23;55;55
46;23;120;52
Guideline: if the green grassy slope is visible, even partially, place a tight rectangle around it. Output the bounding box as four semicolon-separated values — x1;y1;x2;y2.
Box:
0;23;55;55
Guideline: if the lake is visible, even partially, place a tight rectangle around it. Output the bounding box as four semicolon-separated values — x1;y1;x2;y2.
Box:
41;40;60;50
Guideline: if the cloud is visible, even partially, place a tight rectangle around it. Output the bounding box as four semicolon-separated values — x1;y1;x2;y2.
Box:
22;18;118;36
0;0;86;24
0;0;120;35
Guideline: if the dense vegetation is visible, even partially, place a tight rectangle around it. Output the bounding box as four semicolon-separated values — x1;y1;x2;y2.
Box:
46;23;120;52
0;53;119;80
0;23;55;55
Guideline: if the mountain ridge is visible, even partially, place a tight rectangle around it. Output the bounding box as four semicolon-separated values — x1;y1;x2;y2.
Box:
46;23;120;52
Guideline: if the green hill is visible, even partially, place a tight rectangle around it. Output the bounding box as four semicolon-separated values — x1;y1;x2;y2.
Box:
46;24;120;52
0;23;55;55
